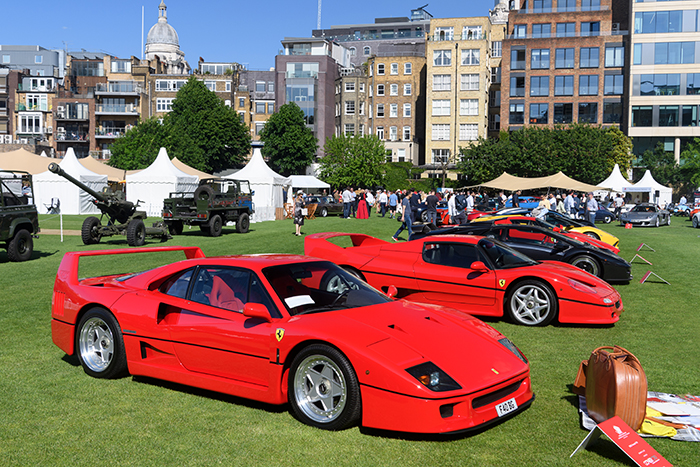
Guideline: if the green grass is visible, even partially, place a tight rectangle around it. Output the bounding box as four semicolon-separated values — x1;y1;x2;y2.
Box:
1;213;698;466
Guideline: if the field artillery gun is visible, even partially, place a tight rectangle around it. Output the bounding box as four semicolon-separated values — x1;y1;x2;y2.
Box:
48;163;170;246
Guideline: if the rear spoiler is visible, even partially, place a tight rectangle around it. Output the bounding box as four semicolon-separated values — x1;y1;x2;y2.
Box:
306;232;388;248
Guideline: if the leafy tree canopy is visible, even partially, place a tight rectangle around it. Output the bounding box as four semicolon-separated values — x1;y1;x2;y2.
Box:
259;102;317;176
109;76;250;173
319;135;386;189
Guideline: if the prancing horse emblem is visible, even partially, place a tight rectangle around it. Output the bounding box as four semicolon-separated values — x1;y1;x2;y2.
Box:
499;279;506;288
275;328;285;342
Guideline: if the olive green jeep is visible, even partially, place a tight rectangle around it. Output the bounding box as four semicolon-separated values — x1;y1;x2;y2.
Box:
1;170;39;262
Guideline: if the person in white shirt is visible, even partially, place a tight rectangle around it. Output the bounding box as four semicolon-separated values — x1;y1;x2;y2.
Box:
378;190;388;217
365;191;375;217
466;191;474;213
341;187;352;218
448;193;467;225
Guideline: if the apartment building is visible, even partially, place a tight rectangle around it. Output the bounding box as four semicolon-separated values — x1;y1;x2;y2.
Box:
501;0;629;131
238;69;275;142
627;0;700;160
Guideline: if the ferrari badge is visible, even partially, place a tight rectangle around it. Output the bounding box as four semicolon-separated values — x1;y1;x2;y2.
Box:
499;279;506;288
275;328;285;342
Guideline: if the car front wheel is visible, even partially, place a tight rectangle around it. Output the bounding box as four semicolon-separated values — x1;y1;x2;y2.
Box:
76;308;128;379
320;207;328;217
288;345;361;430
506;280;557;326
571;255;601;277
693;216;700;228
603;215;612;224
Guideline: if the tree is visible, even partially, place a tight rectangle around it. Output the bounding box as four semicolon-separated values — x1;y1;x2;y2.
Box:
319;135;386;188
108;76;250;172
259;102;317;176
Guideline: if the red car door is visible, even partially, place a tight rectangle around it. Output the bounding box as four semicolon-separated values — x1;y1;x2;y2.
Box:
413;241;497;312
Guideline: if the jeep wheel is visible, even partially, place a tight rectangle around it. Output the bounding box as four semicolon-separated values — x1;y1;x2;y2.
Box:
7;229;33;262
209;214;223;237
194;185;215;201
236;212;250;234
81;216;102;245
167;220;183;236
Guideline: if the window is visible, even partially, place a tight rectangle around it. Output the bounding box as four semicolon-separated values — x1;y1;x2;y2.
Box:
555;48;575;68
390;84;398;96
19;114;42;133
531;49;550;69
433;74;451;91
377;84;385;96
459;124;478;140
605;75;624;95
345;82;355;92
605;46;625;67
377;63;385;75
579;75;598;96
514;25;527;38
580;47;600;68
359;83;365;92
654;42;695;65
389;126;398;141
26;94;47;111
557;0;576;12
491;67;501;84
396;148;406;162
432;99;451;116
509;103;525;124
359;124;365;136
682;105;699;126
376;126;384;139
35;55;43;64
461;49;480;66
434;50;452;66
530;103;549;124
434;27;454;41
432;124;450;140
490;90;501;107
376;104;385;117
532;23;551;38
603;101;622;124
555;76;574;95
227;82;232;92
556;23;575;37
2;55;10;64
632;106;653;126
432;149;450;164
349;47;356;57
256;102;266;114
345;101;355;115
404;63;412;74
511;48;526;70
554;103;573;124
364;46;371;56
489;114;501;131
461;74;479;90
359;102;365;115
581;0;600;11
493;41;502;58
403;83;412;95
510;76;526;97
634;11;683;34
403;103;411;117
460;99;478;116
267;103;274;113
581;22;600;36
687;73;700;95
157;98;174;112
344;124;355;136
579;103;598;123
463;25;482;40
256;81;266;92
391;63;399;75
530;76;549;96
659;106;679;126
390;104;398;118
403;126;411;141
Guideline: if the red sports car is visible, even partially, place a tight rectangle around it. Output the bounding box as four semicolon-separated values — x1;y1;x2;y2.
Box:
305;233;623;326
51;246;534;434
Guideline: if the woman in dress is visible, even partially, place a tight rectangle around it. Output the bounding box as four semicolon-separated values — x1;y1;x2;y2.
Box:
294;191;305;236
356;190;369;219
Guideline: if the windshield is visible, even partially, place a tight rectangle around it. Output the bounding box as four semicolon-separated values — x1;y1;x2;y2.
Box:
631;205;655;213
263;261;390;316
477;238;538;269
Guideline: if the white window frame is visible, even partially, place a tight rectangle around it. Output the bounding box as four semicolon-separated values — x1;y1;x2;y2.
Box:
345;101;355;115
389;126;398;141
344;123;355;136
390;104;398;118
433;74;451;91
461;49;480;66
377;63;385;75
459;123;478;141
433;50;452;66
390;84;398;96
376;104;385;117
432;124;451;141
460;74;479;91
156;98;174;112
403;103;411;117
403;83;412;95
404;63;412;75
390;63;399;75
345;82;356;92
377;84;385;96
432;99;451;116
460;99;479;116
376;126;384;139
402;126;411;141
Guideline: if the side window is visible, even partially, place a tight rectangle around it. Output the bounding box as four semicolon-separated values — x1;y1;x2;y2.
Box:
160;268;194;298
423;242;479;268
190;267;251;312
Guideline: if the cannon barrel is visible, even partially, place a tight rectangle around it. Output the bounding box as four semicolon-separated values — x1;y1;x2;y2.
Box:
48;162;109;202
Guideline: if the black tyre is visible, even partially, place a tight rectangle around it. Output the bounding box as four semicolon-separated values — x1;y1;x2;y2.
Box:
506;280;557;326
585;231;600;240
570;254;601;277
81;216;101;245
76;308;128;379
167;220;183;236
288;344;361;430
603;215;612;224
421;210;429;223
7;229;33;262
320;207;328;217
236;212;250;234
208;214;223;237
655;217;660;227
126;219;146;246
194;185;215;201
693;216;700;228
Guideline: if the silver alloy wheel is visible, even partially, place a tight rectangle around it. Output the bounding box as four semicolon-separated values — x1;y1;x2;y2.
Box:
78;316;115;373
655;217;660;227
293;355;347;424
509;283;552;325
693;216;699;228
571;255;600;277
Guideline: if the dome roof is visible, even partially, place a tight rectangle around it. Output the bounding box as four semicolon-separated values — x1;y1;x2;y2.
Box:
146;1;179;47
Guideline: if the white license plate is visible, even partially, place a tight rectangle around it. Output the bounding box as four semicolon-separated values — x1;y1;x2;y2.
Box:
495;398;518;417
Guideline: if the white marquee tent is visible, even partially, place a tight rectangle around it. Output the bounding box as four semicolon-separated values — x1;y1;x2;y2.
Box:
33;148;108;215
125;148;198;217
594;163;633;199
623;170;673;207
289;175;330;191
224;148;290;222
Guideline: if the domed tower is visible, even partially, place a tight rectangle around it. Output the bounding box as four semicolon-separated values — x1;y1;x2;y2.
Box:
145;1;190;74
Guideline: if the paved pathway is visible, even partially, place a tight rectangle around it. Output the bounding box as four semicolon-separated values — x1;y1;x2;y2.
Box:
41;229;80;236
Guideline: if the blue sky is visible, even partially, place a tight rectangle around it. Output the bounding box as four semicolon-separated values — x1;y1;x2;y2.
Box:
4;0;490;70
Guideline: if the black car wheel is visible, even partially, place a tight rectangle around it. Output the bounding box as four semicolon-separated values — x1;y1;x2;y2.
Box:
320;207;328;217
7;229;33;262
693;216;700;228
236;213;250;233
603;215;612;224
81;216;102;245
570;255;601;277
288;344;361;430
126;219;146;246
506;280;557;326
208;214;223;237
76;308;128;379
585;231;600;240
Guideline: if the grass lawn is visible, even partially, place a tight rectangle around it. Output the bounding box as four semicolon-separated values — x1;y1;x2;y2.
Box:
1;213;698;466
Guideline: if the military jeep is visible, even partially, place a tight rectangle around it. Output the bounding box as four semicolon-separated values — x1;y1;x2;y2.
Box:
1;170;40;261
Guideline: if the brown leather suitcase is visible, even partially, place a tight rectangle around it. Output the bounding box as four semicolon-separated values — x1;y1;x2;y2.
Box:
576;346;647;431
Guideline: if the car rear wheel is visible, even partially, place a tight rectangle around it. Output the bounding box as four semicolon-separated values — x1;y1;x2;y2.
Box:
570;255;601;277
603;215;612;224
288;344;361;430
76;308;128;379
506;280;557;326
693;216;700;228
320;207;328;217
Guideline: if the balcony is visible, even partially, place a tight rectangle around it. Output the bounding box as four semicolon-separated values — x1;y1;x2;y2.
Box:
55;106;89;121
95;103;139;116
95;127;128;139
429;33;486;42
95;81;142;96
16;103;49;112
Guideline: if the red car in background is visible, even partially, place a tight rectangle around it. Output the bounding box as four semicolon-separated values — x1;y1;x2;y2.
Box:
305;233;623;327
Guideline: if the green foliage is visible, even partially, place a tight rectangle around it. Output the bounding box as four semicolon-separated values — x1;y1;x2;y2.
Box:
638;142;678;187
319;134;386;188
108;76;250;173
382;162;415;191
457;125;634;185
259;102;317;176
